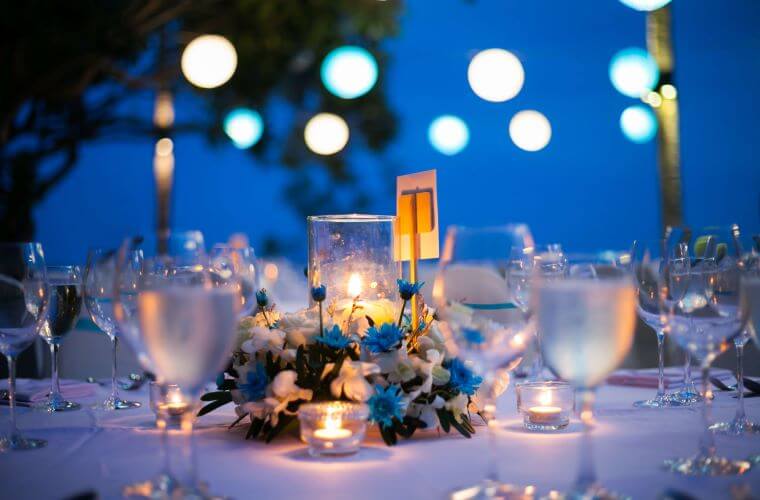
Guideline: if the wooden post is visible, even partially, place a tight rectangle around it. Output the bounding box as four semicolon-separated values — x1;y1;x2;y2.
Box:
409;193;421;332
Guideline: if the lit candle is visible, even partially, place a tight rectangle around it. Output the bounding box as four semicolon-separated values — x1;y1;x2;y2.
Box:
314;413;352;441
347;273;363;298
160;389;189;416
527;389;562;426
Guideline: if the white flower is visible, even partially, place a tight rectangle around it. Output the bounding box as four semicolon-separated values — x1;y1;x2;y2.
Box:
444;393;469;423
369;341;409;374
386;358;416;384
408;396;444;428
264;370;313;426
278;308;326;348
417;322;448;355
241;326;285;354
411;349;446;394
321;361;380;402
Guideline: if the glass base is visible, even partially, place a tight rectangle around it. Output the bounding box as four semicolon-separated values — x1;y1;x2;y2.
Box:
633;393;685;409
0;434;47;452
450;480;537;500
93;396;142;411
542;484;628;500
34;398;81;412
664;455;752;476
671;388;702;406
709;417;760;436
123;475;220;499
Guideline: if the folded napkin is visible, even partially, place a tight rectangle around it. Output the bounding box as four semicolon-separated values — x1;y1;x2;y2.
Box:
607;367;733;389
0;378;96;403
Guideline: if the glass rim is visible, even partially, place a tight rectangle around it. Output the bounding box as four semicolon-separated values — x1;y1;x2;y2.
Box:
447;223;531;234
307;214;395;223
298;401;369;420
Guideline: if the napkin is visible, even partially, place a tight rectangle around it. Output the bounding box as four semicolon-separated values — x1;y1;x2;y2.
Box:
607;367;733;389
0;378;96;403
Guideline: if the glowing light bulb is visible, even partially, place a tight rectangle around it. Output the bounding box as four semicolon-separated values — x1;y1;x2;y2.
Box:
620;105;657;143
539;390;552;407
428;115;469;155
224;108;264;149
509;110;552;152
609;48;659;98
321;46;378;99
181;35;237;89
304;113;349;155
618;0;671;11
347;273;363;298
467;48;524;102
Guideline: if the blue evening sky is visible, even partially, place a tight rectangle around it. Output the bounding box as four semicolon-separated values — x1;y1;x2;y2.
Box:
35;0;760;265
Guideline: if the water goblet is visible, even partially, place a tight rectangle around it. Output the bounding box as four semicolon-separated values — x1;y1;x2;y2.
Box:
0;242;48;451
664;225;752;476
536;252;637;499
84;248;141;411
35;265;83;412
434;224;535;499
209;244;258;317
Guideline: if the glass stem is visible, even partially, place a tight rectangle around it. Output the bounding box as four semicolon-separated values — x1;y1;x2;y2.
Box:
481;394;499;484
50;343;61;402
698;364;716;459
656;331;665;399
165;410;199;491
735;341;746;421
531;329;544;381
683;351;693;391
6;355;19;439
574;388;598;495
110;336;119;401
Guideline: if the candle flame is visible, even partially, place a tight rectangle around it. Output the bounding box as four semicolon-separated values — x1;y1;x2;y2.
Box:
538;389;552;406
347;273;362;298
324;412;342;432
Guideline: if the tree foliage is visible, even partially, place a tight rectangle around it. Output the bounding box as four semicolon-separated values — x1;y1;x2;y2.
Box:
0;0;400;242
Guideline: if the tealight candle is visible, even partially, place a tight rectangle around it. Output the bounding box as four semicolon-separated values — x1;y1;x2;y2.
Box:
298;402;369;457
516;381;572;431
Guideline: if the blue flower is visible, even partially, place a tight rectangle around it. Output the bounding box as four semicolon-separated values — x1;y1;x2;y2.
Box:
238;363;268;401
446;358;483;396
367;384;405;427
311;284;327;302
397;279;424;301
256;289;269;307
462;328;486;345
315;325;353;349
362;323;404;353
216;372;226;388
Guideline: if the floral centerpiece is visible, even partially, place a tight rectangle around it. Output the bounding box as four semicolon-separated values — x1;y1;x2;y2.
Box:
199;280;483;445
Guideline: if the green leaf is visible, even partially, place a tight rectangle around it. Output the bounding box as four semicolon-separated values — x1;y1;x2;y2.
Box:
200;391;232;402
448;415;472;439
436;409;451;433
228;413;247;429
198;398;231;417
247;417;265;439
379;424;397;446
265;415;294;443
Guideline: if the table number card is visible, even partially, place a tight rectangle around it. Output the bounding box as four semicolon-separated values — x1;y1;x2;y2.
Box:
395;169;439;261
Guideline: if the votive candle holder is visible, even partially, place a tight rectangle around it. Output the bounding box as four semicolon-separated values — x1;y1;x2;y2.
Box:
298;401;369;457
516;381;573;431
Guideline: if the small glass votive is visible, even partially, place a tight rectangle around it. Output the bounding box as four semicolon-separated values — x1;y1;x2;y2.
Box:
298;401;369;457
516;381;573;431
149;382;190;426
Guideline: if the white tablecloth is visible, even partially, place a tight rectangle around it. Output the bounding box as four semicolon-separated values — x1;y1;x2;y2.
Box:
1;381;759;499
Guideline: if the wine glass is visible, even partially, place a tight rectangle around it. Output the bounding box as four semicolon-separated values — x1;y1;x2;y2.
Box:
630;237;687;408
209;244;258;317
0;243;48;451
118;236;240;498
84;249;141;411
35;266;83;412
508;243;566;381
709;236;760;436
433;224;535;499
536;252;636;499
664;225;752;475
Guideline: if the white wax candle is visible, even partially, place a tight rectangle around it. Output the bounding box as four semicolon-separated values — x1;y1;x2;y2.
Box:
527;406;562;425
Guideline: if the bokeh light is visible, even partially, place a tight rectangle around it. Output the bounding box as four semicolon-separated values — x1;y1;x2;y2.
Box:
181;35;238;89
509;110;551;152
223;108;264;149
428;115;469;155
467;48;524;102
618;0;671;11
609;48;659;98
321;46;378;99
620;105;658;143
304;113;350;155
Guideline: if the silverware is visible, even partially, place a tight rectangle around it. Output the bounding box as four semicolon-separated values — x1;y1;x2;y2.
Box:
0;390;32;407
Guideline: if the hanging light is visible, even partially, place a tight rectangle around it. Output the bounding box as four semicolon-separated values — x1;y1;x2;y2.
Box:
224;108;264;149
467;48;524;103
509;110;552;152
428;115;469;155
609;48;659;98
620;105;658;143
618;0;671;11
181;35;238;89
321;46;378;99
304;113;350;155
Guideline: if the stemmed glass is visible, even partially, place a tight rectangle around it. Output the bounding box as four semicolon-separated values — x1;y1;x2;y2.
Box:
508;243;566;381
630;238;685;408
664;225;752;475
35;266;83;412
433;224;535;499
116;233;240;498
84;249;141;410
0;243;48;451
209;244;258;317
709;237;760;435
536;252;637;499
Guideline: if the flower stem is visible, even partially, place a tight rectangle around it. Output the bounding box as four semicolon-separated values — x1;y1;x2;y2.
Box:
318;302;324;336
397;299;407;328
